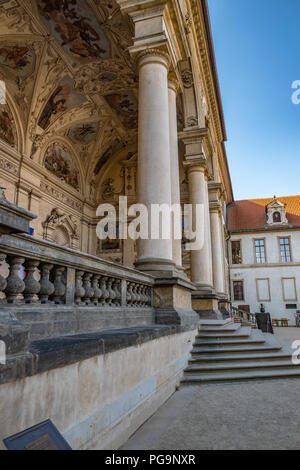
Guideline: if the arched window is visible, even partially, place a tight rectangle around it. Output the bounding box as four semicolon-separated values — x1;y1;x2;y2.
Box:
273;211;281;223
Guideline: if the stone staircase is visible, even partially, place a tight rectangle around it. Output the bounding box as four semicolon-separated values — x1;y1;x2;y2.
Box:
181;319;300;385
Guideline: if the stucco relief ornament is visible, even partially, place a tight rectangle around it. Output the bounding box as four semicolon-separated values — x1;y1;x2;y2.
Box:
181;69;193;88
187;116;198;127
185;12;193;32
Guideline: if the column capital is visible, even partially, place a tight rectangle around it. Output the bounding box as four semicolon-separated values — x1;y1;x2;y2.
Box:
208;180;226;204
135;47;171;71
168;73;180;94
209;201;222;213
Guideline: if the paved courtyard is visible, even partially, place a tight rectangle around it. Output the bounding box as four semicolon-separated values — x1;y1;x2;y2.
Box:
122;328;300;450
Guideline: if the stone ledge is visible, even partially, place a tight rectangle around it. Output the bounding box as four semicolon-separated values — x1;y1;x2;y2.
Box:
0;325;194;386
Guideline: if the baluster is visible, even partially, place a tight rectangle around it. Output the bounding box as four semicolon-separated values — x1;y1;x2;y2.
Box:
135;284;141;307
143;286;149;306
126;281;132;306
4;256;25;304
107;278;116;306
100;277;109;306
133;283;139;307
52;266;66;304
128;283;135;307
39;263;54;304
0;254;7;295
75;270;85;305
83;273;94;305
92;274;101;305
140;285;147;307
113;279;121;307
148;287;153;306
23;260;40;304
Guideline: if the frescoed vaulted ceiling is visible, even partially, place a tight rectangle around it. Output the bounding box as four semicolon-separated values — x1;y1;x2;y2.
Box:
0;0;138;190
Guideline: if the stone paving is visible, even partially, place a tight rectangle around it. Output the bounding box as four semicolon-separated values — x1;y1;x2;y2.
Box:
122;328;300;450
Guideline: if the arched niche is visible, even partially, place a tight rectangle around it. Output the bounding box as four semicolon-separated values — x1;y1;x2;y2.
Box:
43;209;80;250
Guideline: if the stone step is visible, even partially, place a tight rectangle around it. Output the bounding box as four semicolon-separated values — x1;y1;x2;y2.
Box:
199;319;234;329
193;338;264;347
185;360;296;374
191;345;282;356
199;324;241;334
196;327;251;340
189;351;292;364
181;368;300;385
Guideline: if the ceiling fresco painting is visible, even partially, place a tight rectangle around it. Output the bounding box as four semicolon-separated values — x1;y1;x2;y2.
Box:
0;44;35;79
38;75;86;130
69;122;98;143
0;0;140;196
37;0;111;62
105;91;138;129
0;105;15;147
44;142;80;190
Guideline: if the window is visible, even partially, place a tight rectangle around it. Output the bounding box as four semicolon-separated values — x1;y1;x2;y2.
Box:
255;239;266;264
231;241;242;264
273;211;281;223
280;238;291;262
233;281;244;301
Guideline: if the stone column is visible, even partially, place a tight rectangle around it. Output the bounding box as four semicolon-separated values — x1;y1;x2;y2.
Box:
168;79;182;268
185;160;213;292
210;207;225;296
135;49;174;273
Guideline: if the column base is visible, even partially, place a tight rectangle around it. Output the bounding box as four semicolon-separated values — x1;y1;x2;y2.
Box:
191;292;223;320
152;272;199;329
135;257;176;276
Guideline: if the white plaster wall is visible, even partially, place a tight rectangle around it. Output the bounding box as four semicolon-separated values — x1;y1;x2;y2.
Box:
230;230;300;324
0;329;196;450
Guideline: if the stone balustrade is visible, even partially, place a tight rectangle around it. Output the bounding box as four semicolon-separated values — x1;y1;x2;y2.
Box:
0;233;154;309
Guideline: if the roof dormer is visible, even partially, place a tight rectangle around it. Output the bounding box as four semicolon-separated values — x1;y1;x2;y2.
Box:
266;197;288;226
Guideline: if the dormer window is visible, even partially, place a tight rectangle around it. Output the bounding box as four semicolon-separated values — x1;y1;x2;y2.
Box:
273;211;281;223
266;197;288;226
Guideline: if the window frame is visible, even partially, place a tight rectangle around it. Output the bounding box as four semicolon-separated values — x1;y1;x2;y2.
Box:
256;278;271;302
278;236;293;263
281;277;298;302
232;280;245;302
231;239;243;265
253;238;267;264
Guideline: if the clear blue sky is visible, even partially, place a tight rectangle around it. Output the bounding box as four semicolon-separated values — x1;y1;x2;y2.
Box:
207;0;300;200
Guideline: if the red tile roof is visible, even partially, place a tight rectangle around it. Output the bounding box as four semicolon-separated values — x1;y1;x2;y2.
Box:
228;196;300;232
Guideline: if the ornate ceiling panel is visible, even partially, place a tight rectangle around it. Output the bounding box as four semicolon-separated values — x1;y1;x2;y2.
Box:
0;0;138;186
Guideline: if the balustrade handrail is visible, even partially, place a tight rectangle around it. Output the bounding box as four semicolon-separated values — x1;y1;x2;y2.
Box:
0;233;154;308
230;306;257;327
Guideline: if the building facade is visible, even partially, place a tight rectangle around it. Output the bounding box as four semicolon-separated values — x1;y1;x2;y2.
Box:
0;0;233;317
228;196;300;325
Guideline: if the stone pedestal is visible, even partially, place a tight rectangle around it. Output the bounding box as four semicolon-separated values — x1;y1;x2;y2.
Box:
153;273;199;329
